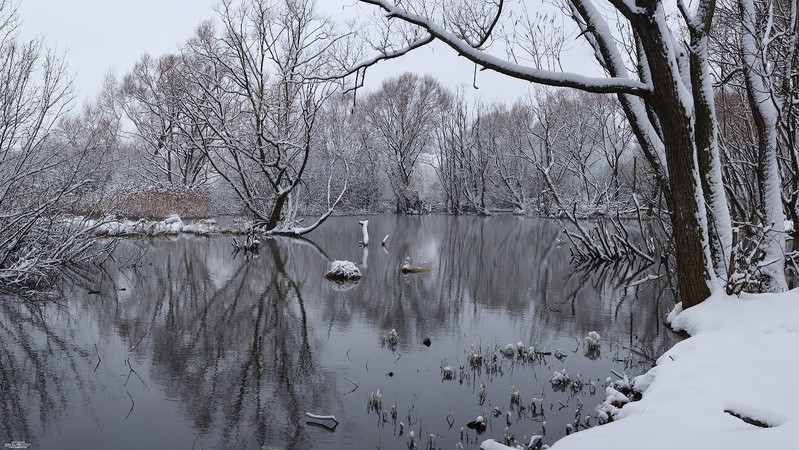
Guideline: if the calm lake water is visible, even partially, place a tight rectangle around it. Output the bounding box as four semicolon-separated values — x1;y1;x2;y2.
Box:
0;215;680;449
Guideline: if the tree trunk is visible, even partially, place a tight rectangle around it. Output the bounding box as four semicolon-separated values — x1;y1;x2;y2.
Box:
691;29;734;281
267;192;288;231
740;0;788;292
634;8;712;308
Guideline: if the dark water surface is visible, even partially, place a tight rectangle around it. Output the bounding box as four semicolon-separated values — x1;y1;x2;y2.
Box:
0;215;680;449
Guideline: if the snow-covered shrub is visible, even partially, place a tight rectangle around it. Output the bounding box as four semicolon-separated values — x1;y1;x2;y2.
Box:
584;331;601;349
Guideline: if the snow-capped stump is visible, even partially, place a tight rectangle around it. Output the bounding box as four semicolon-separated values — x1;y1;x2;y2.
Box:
466;415;487;432
441;364;455;380
386;328;398;346
358;219;369;246
550;369;571;387
399;256;429;273
407;430;417;449
510;386;520;404
584;331;600;349
367;390;382;412
500;342;517;357
324;260;362;280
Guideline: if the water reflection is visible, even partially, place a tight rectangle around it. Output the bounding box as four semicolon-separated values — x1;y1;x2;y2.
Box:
0;215;679;449
0;300;92;445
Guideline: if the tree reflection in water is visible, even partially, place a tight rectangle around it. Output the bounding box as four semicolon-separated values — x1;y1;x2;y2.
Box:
101;238;332;449
0;299;93;446
0;216;680;449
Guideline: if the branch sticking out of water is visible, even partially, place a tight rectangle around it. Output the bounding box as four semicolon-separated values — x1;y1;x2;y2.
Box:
342;376;359;395
125;391;135;419
94;344;101;372
130;323;154;351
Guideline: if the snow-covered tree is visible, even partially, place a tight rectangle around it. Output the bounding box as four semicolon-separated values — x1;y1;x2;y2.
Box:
358;72;450;213
433;90;498;214
179;0;345;233
0;0;105;292
303;92;376;213
120;53;212;188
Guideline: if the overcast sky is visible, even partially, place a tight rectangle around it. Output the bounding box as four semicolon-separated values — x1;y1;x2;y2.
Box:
18;1;561;105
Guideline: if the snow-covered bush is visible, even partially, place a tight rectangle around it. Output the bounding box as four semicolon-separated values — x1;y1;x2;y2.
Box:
584;331;600;348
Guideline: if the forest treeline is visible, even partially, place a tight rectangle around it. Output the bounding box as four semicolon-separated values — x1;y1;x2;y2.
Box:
1;0;797;300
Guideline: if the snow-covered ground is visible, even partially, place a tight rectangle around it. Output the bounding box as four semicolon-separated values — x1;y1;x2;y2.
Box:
531;288;799;450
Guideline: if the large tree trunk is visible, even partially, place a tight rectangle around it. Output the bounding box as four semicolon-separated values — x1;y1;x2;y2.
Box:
634;5;713;308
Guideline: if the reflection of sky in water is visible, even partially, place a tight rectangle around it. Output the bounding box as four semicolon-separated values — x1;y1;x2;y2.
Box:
0;215;681;449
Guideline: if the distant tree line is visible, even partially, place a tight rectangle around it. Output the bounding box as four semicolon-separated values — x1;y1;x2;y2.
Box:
2;0;799;303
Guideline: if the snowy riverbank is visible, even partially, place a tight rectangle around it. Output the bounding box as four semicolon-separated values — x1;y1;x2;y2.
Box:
66;215;251;237
532;288;799;450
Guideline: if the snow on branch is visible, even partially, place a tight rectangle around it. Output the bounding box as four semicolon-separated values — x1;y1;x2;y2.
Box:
356;0;653;95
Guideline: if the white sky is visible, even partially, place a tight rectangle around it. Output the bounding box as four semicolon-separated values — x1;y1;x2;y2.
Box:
17;0;571;105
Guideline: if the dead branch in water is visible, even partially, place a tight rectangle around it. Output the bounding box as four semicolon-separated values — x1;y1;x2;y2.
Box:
342;377;359;395
125;391;135;419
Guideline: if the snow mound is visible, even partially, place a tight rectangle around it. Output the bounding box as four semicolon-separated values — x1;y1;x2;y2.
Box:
723;402;787;428
69;215;226;237
553;288;799;450
324;260;362;280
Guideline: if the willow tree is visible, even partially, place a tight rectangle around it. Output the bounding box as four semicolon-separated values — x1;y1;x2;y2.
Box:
344;0;778;308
